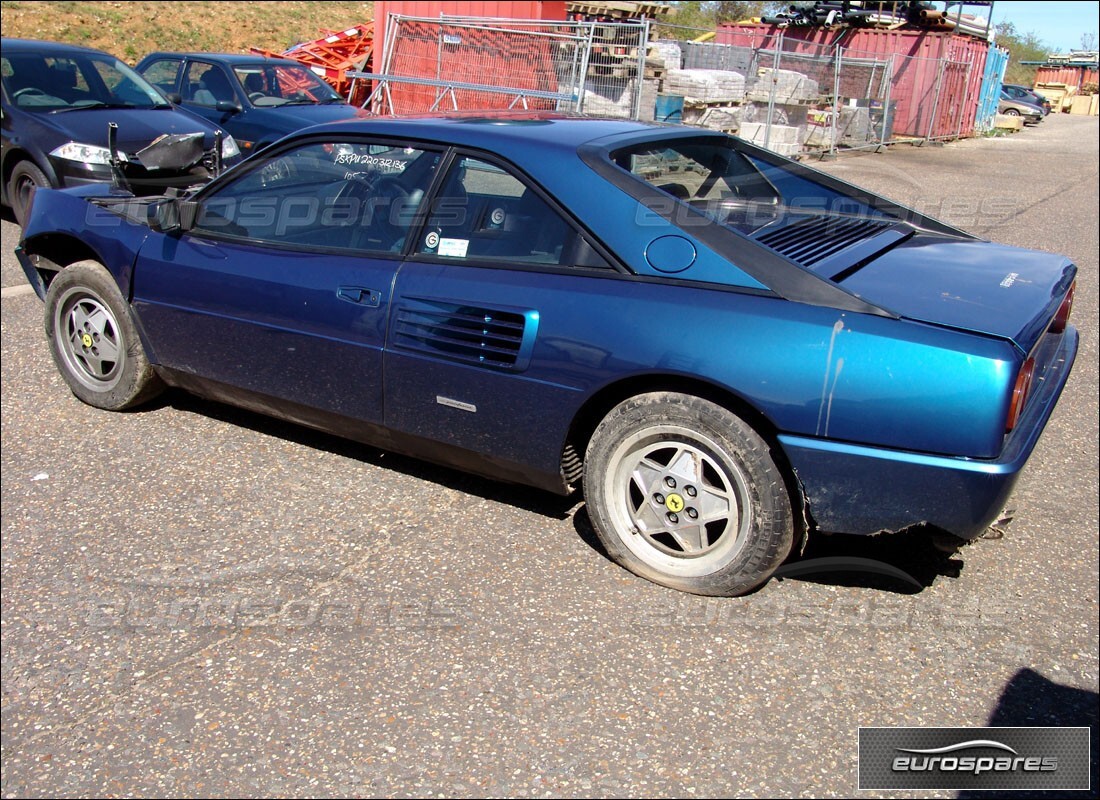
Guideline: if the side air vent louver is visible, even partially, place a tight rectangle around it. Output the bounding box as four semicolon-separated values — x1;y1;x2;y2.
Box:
755;216;892;267
394;298;531;370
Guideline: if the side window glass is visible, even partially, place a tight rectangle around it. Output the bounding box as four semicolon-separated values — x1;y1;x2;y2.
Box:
421;156;607;268
184;62;231;107
192;141;439;254
141;59;181;94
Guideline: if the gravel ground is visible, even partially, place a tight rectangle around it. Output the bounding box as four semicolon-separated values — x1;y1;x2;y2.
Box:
2;114;1096;798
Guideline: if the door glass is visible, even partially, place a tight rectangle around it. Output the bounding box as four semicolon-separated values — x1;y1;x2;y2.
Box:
420;156;605;267
193;141;440;254
184;62;234;107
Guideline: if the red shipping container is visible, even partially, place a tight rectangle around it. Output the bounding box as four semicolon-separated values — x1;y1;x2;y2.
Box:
1034;66;1099;91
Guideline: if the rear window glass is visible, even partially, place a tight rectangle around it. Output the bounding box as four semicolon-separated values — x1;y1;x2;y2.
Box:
611;138;894;237
610;137;904;276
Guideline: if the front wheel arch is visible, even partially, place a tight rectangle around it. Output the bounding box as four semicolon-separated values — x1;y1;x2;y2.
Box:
2;149;59;205
21;233;105;293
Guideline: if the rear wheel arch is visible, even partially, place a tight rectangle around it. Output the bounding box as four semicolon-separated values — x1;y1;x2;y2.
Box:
562;375;806;520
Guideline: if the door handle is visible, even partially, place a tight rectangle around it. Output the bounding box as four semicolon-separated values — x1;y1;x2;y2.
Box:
336;286;381;307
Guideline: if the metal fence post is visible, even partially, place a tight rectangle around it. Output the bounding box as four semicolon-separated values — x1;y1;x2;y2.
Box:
764;29;784;150
630;18;650;120
576;22;594;113
879;55;895;150
830;44;843;157
435;13;445;82
560;22;582;113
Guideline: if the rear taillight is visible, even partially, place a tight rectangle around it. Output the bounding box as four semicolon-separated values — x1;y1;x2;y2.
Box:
1006;357;1036;433
1050;281;1076;334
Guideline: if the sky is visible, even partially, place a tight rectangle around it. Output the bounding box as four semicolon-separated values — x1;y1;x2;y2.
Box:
987;1;1100;53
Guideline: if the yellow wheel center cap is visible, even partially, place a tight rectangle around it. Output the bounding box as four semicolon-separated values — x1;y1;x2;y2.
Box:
81;333;94;348
665;493;685;513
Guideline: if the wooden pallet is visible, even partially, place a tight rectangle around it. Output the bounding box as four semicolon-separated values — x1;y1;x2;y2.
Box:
567;1;671;20
744;92;824;105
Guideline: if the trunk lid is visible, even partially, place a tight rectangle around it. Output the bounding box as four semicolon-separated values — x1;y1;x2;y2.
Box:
839;234;1076;353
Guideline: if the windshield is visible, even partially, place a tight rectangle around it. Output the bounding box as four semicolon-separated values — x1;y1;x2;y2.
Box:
1;51;170;112
232;64;343;107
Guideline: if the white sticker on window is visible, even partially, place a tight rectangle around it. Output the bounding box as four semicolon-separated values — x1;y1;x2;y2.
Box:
438;238;469;258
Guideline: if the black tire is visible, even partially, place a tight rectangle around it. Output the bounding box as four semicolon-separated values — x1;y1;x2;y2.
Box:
584;392;794;596
1003;108;1020;117
44;260;164;410
8;160;51;226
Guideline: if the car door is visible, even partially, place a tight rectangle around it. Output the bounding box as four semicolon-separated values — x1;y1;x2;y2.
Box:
131;136;442;424
177;59;242;126
384;153;620;476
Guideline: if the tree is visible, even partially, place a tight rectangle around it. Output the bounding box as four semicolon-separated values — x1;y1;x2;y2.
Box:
995;21;1050;86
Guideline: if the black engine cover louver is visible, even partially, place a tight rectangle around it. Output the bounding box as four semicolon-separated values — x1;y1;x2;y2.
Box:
756;216;892;267
393;299;528;369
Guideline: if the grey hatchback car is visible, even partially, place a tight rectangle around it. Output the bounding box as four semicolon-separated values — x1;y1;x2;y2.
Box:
1;38;240;223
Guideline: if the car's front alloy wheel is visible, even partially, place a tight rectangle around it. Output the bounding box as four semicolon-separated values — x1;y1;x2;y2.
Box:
45;260;164;410
584;392;795;596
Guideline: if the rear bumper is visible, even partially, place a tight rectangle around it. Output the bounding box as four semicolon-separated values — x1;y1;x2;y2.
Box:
782;326;1078;539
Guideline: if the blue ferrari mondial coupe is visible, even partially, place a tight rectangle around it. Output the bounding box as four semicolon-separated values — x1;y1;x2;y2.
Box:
16;114;1078;596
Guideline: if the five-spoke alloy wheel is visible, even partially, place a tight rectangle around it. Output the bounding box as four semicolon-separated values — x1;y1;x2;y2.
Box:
45;260;163;410
585;392;795;595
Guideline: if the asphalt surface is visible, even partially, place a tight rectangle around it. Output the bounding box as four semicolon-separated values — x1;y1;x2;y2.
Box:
2;115;1097;798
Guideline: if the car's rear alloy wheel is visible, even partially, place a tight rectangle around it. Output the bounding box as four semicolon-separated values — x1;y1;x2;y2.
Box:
1004;108;1020;117
45;260;164;410
584;392;794;596
8;160;51;227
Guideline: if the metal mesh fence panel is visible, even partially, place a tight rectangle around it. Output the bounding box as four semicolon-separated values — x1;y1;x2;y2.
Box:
578;20;653;119
367;15;650;119
363;16;989;156
377;16;586;114
670;34;891;156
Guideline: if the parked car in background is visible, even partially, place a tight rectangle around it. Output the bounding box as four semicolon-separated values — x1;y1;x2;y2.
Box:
998;89;1044;124
136;52;366;155
1002;83;1052;115
15;115;1078;596
1;38;241;224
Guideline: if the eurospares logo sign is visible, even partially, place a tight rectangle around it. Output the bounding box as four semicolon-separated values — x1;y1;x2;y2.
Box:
858;727;1091;790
